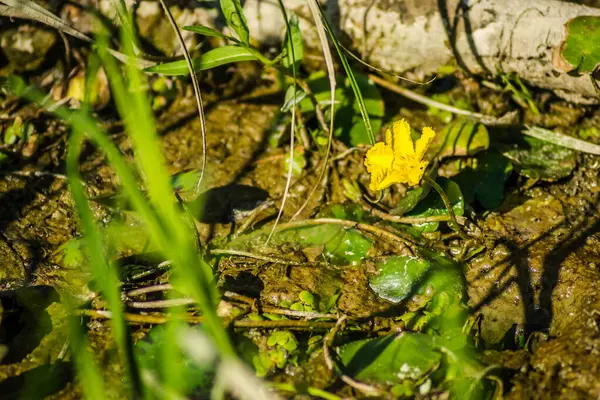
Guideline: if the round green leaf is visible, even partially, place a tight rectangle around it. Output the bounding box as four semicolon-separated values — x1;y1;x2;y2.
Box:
559;16;600;73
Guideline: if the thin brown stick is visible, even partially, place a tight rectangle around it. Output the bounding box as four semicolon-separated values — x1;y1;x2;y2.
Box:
360;201;454;225
265;217;421;248
126;288;336;319
368;73;518;126
127;298;195;309
209;248;304;266
127;283;173;297
233;199;274;238
322;316;384;397
157;0;207;193
232;320;336;330
77;309;337;330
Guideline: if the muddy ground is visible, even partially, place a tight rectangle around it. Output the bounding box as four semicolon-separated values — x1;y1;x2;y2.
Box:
2;3;600;399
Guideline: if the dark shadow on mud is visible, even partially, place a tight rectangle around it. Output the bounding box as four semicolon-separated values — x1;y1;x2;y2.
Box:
538;208;600;332
437;0;491;76
0;285;60;364
0;361;73;400
221;272;265;298
189;184;269;224
471;193;600;334
0;172;62;281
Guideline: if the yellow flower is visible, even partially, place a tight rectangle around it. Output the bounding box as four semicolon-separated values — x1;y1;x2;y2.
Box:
364;119;435;191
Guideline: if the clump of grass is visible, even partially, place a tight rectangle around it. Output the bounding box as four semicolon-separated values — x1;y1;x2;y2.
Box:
7;16;245;400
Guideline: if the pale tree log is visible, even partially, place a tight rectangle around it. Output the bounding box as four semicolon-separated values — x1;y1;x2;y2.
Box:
243;0;600;104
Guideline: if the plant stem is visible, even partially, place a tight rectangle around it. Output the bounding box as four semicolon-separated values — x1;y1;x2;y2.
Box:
422;175;468;239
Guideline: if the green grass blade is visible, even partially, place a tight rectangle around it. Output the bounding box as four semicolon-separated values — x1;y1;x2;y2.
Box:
266;0;299;244
291;0;336;220
524;125;600;155
145;46;258;75
183;25;236;41
1;0;91;42
67;132;144;398
65;307;106;400
219;0;250;45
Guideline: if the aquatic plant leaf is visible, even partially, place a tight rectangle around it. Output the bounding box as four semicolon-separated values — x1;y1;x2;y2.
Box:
328;203;375;223
502;136;576;180
429;119;489;159
282;13;303;74
337;333;441;384
369;255;463;303
558;16;600;73
144;46;257;75
299;72;383;146
389;186;428;215
285;225;371;265
219;0;250;45
454;150;513;209
183;25;233;41
405;178;464;232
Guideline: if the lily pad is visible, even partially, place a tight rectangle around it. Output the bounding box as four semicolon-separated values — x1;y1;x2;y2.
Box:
428;119;489;159
405;178;464;232
337;333;441;385
502;136;576;180
454;150;513;209
369;254;464;304
558;16;600;74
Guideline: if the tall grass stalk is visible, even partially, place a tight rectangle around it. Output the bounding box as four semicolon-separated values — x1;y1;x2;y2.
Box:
266;0;298;243
314;0;375;145
290;0;336;220
9;18;235;399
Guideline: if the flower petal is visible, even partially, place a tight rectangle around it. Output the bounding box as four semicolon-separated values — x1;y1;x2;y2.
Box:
405;160;429;186
386;119;414;158
365;142;395;191
415;126;436;160
364;142;394;173
375;169;410;191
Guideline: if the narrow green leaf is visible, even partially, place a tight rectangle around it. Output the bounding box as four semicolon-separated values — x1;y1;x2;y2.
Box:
282;13;303;74
220;0;250;45
183;25;234;41
145;46;258;75
524;125;600;155
314;2;375;144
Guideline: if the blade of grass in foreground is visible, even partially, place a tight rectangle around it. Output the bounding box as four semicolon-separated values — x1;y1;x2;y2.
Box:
97;23;236;355
9;75;146;397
